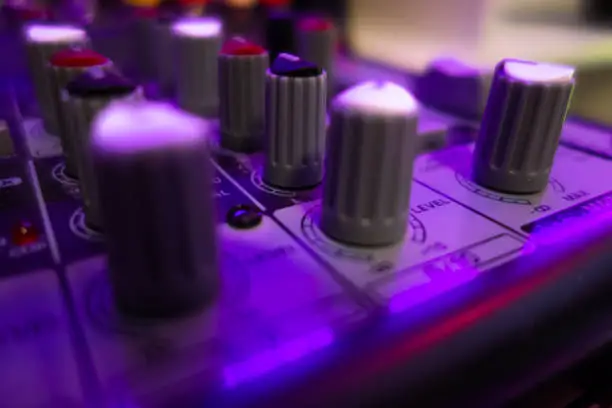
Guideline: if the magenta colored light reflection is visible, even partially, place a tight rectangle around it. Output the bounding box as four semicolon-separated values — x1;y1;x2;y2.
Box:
223;328;335;388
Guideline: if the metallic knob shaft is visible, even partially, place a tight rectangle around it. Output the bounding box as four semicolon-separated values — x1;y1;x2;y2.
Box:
48;48;111;178
264;53;327;189
473;59;575;194
23;24;89;135
64;68;142;230
218;37;268;152
91;101;219;317
172;17;223;117
320;81;419;246
297;17;337;93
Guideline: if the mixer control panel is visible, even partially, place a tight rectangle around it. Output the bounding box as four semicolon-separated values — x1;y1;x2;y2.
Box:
2;11;612;408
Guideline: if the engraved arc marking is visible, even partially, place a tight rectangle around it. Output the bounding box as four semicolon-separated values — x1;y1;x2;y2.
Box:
454;172;532;205
300;205;426;262
51;162;77;186
69;207;103;242
548;177;565;194
250;168;296;198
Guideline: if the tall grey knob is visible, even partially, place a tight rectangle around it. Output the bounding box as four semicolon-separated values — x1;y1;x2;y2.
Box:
263;53;327;189
320;81;419;246
297;17;337;94
473;59;575;194
91;101;219;317
23;24;89;135
48;47;111;178
172;17;223;117
130;9;159;80
153;14;176;97
218;36;268;152
64;68;142;230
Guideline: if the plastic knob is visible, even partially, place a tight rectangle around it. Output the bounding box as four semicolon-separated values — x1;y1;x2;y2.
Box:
23;24;89;135
172;17;223;117
297;17;337;93
91;101;219;317
48;47;110;178
64;67;142;230
263;53;327;189
320;81;419;246
218;37;268;152
473;59;575;194
415;57;491;119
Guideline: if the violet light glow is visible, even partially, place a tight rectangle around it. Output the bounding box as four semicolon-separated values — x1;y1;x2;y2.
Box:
92;101;209;154
172;17;223;38
334;81;419;115
25;24;86;43
223;328;335;388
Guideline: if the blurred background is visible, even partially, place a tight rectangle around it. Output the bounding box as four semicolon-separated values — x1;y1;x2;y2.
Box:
3;0;612;124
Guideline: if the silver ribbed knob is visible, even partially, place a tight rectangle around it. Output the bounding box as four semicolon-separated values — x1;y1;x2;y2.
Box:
91;101;219;317
172;17;223;117
263;53;327;189
218;37;268;152
23;24;89;135
473;59;575;194
48;47;111;178
320;81;419;246
297;17;337;93
64;68;142;230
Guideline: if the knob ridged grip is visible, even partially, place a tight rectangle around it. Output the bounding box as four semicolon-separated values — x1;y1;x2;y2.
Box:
64;69;141;230
473;59;575;193
49;48;110;178
91;102;219;318
297;18;336;93
173;18;223;117
218;47;268;152
24;25;89;135
320;82;419;246
263;68;327;189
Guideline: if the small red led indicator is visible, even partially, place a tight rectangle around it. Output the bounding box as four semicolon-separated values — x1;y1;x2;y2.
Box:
11;221;40;246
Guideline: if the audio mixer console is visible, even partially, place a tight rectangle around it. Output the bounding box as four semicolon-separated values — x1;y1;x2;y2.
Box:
3;11;612;408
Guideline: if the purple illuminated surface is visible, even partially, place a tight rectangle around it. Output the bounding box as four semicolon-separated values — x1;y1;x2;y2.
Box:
223;328;335;388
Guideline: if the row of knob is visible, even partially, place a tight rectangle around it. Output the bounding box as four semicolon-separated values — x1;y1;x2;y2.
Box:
23;21;575;317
